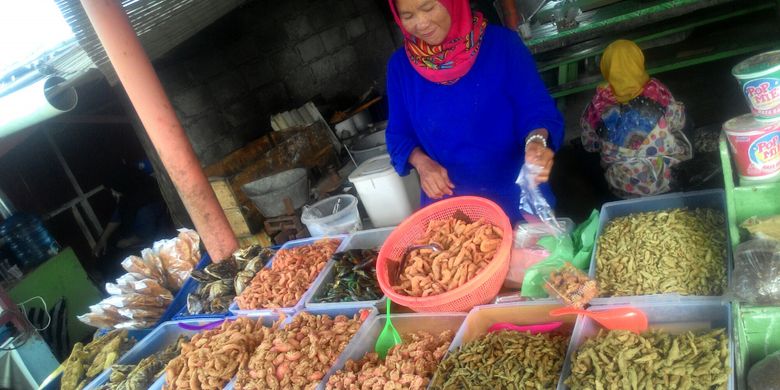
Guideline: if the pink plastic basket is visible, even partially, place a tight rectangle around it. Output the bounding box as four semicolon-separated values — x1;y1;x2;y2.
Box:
376;196;512;312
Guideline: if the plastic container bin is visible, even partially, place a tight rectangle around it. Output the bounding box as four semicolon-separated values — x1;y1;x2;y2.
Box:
432;301;576;388
229;236;348;317
305;227;394;310
557;299;734;390
144;315;284;390
74;328;159;390
301;195;362;236
223;305;378;390
324;312;466;389
588;189;733;305
348;154;421;228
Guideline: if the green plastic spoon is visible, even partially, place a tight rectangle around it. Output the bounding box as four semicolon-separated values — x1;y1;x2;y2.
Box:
375;299;402;359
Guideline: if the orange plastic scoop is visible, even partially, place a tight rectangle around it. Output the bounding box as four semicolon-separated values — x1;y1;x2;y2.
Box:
549;306;648;334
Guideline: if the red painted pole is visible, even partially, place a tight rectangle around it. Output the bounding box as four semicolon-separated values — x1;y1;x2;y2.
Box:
80;0;238;261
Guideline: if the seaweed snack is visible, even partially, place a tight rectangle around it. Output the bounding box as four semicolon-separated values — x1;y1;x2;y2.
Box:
596;209;727;296
394;217;503;297
544;262;598;308
163;317;281;389
236;239;341;310
566;329;730;389
61;330;137;390
96;335;188;390
235;311;367;389
186;245;275;315
430;331;569;390
315;249;381;303
327;330;454;390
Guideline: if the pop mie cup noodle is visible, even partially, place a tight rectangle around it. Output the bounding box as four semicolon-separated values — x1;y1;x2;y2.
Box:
723;113;780;181
732;50;780;121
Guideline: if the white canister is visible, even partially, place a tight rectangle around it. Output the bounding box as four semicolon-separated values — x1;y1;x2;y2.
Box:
348;154;421;227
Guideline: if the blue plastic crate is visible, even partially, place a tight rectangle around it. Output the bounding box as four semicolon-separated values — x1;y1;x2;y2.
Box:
588;189;733;305
229;235;349;317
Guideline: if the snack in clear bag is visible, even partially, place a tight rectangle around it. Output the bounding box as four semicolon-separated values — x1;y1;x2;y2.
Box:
175;228;201;265
104;293;169;309
154;238;191;291
742;215;780;241
748;350;780;390
731;239;780;304
543;262;598;308
118;306;167;321
114;320;156;330
141;248;166;285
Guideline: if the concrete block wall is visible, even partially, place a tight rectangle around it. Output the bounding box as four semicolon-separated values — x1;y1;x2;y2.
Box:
155;0;397;167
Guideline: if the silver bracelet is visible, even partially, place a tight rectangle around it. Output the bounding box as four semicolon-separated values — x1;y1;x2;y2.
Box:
525;133;547;149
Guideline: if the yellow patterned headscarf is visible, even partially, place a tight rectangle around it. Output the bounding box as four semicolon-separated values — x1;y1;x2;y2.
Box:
600;40;650;103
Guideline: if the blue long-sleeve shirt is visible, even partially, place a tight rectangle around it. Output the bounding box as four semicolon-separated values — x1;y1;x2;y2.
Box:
386;25;564;223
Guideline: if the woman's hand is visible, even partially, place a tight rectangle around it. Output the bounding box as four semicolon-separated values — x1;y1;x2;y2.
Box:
409;148;454;199
525;129;555;184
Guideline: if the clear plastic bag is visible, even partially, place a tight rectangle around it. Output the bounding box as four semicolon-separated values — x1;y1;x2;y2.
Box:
516;163;563;233
731;239;780;304
543;262;599;308
504;219;574;289
748;350;780;390
154;229;201;291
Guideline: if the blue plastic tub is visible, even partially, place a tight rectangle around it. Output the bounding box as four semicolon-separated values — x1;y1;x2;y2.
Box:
305;227;394;310
557;299;734;390
229;235;348;317
588;189;733;305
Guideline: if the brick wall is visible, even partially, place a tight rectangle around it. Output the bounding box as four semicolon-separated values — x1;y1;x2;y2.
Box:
154;0;397;166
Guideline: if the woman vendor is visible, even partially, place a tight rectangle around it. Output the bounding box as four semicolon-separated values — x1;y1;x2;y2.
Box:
385;0;564;223
581;39;692;198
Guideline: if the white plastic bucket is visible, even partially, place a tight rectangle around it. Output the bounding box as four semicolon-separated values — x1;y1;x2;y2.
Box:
301;194;362;237
348;154;421;228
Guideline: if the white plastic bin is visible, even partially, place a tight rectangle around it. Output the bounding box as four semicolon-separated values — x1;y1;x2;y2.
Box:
348;154;421;227
302;195;362;236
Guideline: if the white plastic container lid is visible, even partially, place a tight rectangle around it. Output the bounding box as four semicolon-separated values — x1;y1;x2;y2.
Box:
348;154;396;183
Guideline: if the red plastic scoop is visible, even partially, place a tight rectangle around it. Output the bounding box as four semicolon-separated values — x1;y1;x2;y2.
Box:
549;306;648;334
487;321;563;334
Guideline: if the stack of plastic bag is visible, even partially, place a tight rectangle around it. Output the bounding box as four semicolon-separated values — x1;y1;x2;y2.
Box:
78;229;201;329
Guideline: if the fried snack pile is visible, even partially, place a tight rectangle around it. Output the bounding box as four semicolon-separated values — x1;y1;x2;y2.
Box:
163;317;281;390
566;329;730;389
97;335;188;390
78;229;201;329
596;209;727;297
62;330;137;390
236;311;367;389
236;239;341;310
394;217;503;297
327;330;453;390
431;331;569;389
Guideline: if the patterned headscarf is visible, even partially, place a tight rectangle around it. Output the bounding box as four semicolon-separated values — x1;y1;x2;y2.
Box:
388;0;487;85
600;40;650;103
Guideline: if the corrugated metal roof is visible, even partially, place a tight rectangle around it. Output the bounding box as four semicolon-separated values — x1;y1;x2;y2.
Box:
53;0;247;84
